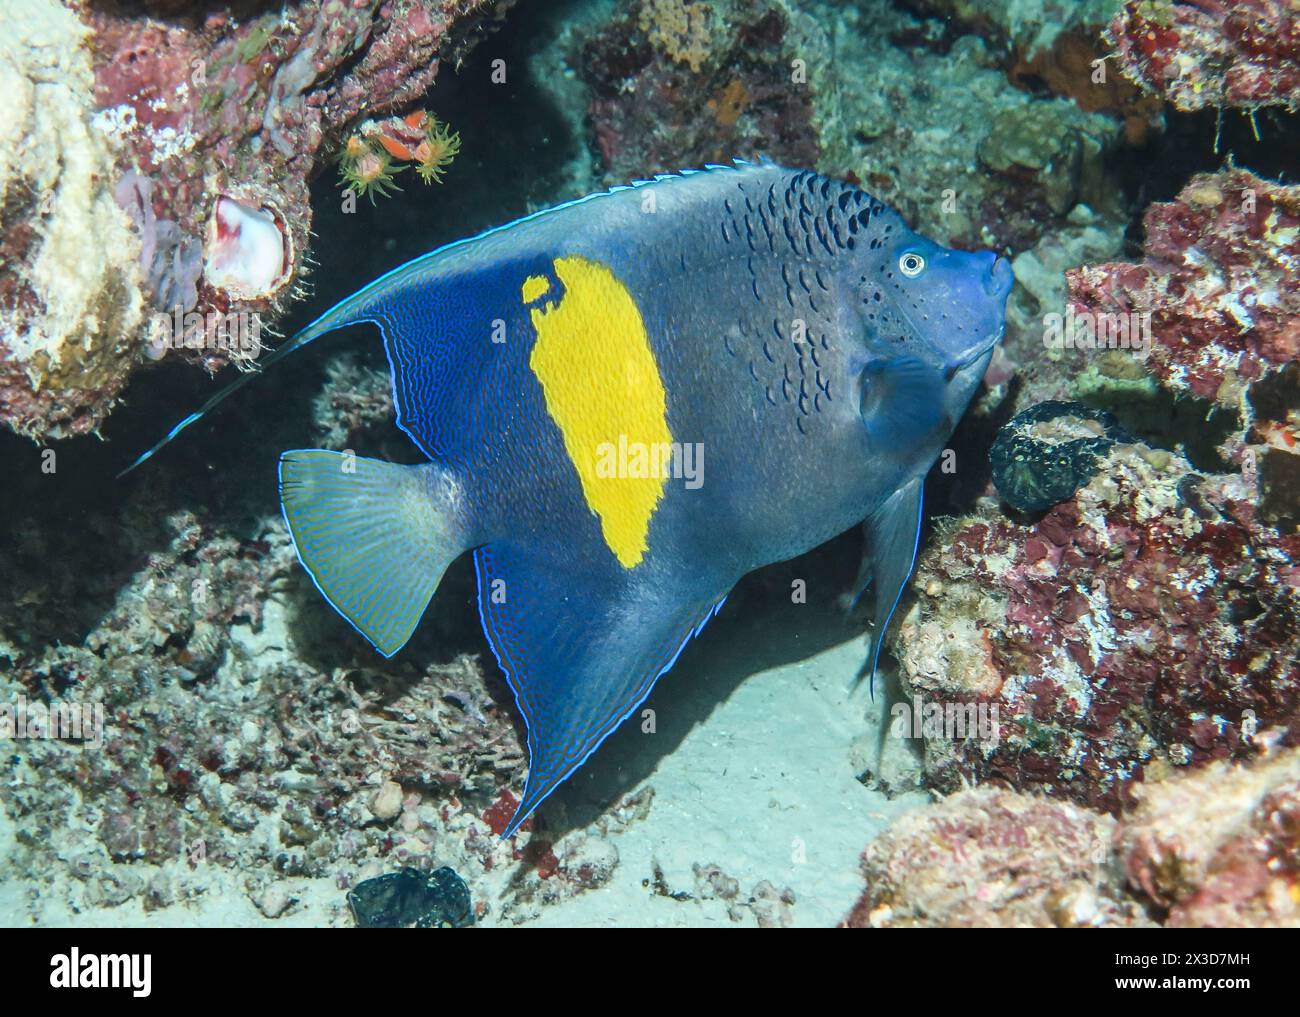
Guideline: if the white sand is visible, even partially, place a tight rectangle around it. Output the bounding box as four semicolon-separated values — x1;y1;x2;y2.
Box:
515;621;929;927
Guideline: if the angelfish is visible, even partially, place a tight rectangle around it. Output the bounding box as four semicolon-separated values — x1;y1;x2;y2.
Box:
125;162;1013;835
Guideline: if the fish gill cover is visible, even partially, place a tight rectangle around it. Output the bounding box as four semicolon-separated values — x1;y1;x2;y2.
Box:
0;0;1296;932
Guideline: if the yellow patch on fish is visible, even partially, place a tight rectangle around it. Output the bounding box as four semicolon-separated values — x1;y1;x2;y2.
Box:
521;275;551;303
526;255;672;568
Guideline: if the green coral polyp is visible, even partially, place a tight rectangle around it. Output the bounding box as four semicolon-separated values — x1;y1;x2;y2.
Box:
338;149;403;204
414;120;461;184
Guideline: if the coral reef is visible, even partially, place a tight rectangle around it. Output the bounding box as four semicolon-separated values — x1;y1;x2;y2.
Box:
1;505;512;868
897;435;1300;812
1067;168;1300;457
844;744;1300;927
576;0;1134;311
1107;0;1300;114
1120;743;1300;926
0;488;638;922
3;0;1295;930
1;0;507;441
899;0;1164;144
842;786;1141;928
999;212;1128;396
823;2;1128;260
898;166;1300;807
900;0;1121;61
578;0;820;181
990;167;1300;489
877;123;1300;828
0;0;146;440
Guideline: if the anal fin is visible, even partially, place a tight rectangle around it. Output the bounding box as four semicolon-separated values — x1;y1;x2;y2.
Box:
473;543;722;837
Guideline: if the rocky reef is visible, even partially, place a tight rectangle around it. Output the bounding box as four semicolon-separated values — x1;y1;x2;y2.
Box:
882;164;1300;928
1068;168;1300;454
902;0;1164;142
899;439;1299;812
0;0;146;441
578;0;821;181
1;0;506;441
829;7;1300;926
0;492;626;922
842;785;1139;927
1107;0;1300;114
1121;740;1300;926
844;741;1300;927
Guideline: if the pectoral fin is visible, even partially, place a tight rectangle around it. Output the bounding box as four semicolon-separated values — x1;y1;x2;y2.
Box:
860;356;947;445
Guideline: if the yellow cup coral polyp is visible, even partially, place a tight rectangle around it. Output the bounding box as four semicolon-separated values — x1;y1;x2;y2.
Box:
337;109;459;201
413;119;460;184
339;145;403;203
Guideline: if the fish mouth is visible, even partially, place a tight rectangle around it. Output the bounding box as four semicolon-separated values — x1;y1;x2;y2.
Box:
943;325;1004;379
943;254;1013;377
986;253;1015;299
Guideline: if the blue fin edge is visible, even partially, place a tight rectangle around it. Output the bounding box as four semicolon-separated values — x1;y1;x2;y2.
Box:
866;484;925;699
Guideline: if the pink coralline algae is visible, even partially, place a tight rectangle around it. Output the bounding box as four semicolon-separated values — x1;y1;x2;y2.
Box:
1067;168;1300;530
1120;743;1300;926
1067;168;1300;430
841;787;1144;928
1;0;505;440
1106;0;1300;113
920;172;1300;807
896;438;1300;814
842;744;1300;928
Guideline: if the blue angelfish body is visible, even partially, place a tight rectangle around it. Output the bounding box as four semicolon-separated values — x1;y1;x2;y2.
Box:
126;162;1014;836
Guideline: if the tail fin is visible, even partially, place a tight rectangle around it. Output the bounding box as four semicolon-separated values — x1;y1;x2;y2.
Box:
279;450;463;657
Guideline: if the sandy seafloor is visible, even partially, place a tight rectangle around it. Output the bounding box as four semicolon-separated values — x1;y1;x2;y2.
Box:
0;588;925;927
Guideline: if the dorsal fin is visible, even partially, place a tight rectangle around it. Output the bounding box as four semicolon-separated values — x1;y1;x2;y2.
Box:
118;160;765;476
116;297;371;476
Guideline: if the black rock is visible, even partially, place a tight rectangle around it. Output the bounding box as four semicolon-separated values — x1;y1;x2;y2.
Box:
990;400;1134;514
347;866;474;928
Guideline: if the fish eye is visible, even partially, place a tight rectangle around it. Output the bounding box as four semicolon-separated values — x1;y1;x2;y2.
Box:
899;252;926;277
